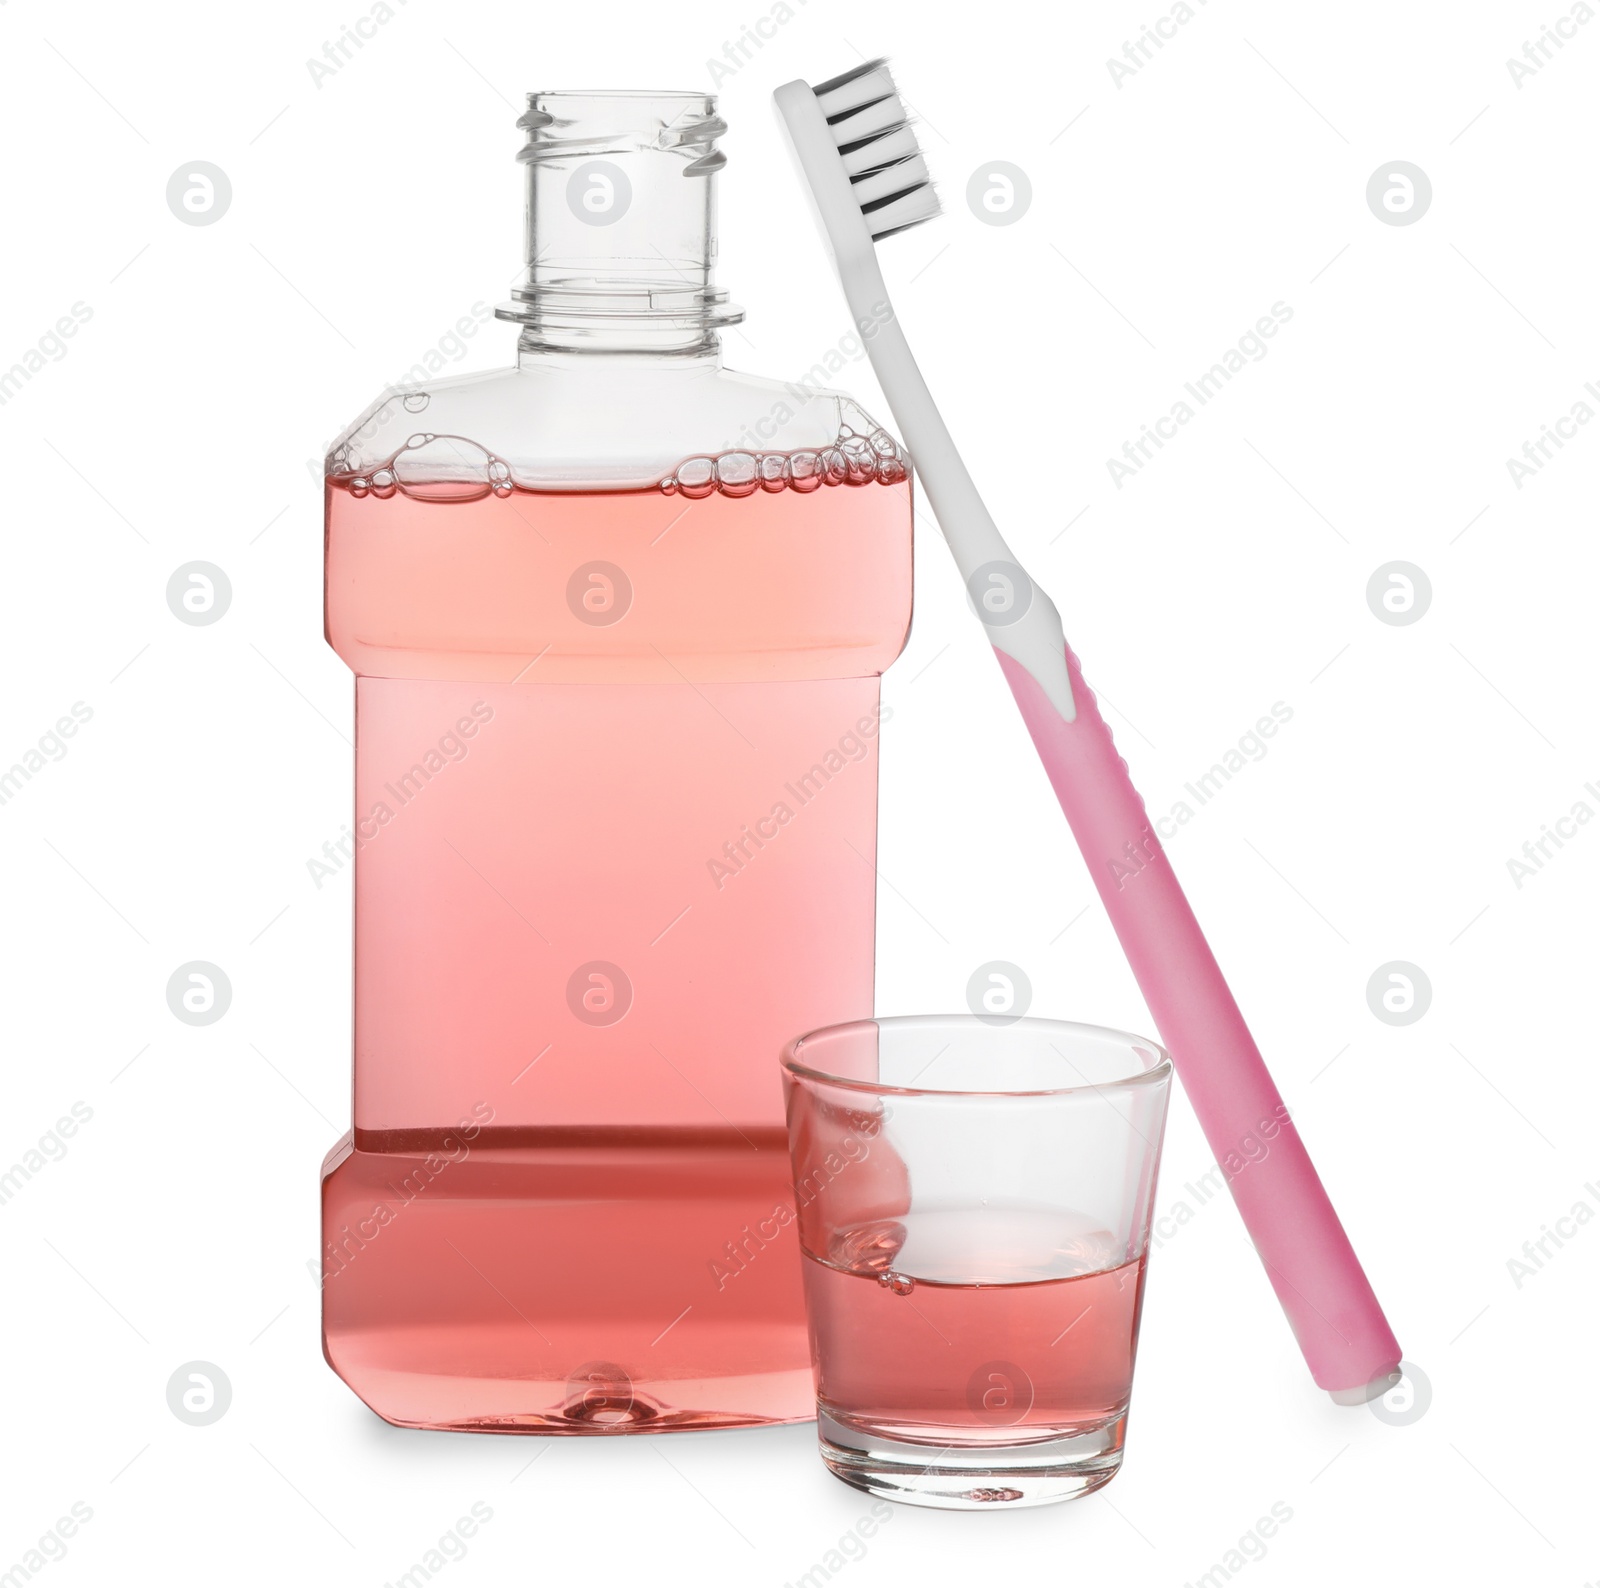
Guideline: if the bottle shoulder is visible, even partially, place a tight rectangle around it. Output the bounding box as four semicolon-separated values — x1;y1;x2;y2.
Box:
327;358;899;492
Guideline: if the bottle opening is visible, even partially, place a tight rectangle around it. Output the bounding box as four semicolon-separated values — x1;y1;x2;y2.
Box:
497;90;742;354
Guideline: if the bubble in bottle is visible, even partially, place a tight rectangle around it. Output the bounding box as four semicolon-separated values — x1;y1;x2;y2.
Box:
758;453;788;491
879;1271;915;1296
369;468;396;499
392;435;498;502
673;457;718;499
839;432;877;485
788;451;822;492
715;451;759;498
402;391;430;413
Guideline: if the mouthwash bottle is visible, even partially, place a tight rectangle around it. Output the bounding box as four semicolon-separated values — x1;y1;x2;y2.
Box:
319;91;913;1430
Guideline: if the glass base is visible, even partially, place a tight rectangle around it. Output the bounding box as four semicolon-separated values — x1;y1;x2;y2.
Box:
816;1408;1127;1511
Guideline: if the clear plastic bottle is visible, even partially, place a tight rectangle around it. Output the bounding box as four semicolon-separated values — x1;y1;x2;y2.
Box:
319;91;913;1431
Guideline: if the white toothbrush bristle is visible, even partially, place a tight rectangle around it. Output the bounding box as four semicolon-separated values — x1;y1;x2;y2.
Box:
808;58;941;240
811;59;899;119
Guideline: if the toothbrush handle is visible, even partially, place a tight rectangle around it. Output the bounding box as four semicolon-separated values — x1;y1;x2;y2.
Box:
993;641;1401;1395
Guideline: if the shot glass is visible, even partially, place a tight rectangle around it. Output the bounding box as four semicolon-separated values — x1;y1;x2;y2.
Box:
781;1015;1172;1510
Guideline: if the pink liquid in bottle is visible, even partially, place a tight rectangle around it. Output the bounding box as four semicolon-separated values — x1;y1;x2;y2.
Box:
321;461;912;1430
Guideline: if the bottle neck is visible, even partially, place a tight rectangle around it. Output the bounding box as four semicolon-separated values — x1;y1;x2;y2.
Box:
509;285;732;358
515;337;723;371
496;90;743;359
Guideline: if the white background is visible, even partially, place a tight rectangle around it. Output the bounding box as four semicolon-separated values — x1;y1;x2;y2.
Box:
2;1;1596;1583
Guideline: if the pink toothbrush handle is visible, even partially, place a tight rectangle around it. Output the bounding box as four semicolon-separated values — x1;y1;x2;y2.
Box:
995;642;1400;1395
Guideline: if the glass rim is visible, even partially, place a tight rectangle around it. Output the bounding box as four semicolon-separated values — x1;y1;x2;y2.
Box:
780;1014;1173;1100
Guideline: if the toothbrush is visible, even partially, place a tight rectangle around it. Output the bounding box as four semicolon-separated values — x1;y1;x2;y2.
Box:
775;61;1401;1403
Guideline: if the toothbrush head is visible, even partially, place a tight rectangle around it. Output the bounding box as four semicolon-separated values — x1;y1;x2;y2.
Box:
774;60;940;268
775;58;1080;722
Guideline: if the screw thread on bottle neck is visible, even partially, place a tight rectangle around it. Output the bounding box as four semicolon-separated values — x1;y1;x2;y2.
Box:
496;91;744;357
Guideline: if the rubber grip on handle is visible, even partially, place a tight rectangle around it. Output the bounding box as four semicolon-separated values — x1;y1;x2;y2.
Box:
994;642;1401;1394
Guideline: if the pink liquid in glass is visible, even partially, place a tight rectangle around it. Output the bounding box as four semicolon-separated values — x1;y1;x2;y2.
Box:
321;465;912;1431
803;1211;1148;1446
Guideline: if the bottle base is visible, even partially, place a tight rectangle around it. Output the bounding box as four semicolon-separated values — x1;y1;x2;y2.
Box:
327;1339;816;1435
320;1128;815;1433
